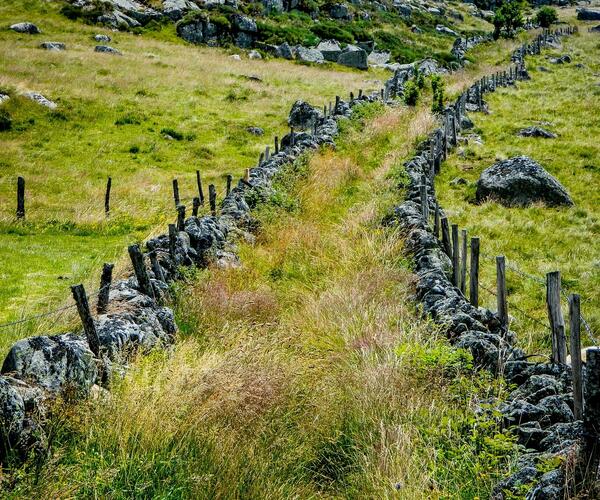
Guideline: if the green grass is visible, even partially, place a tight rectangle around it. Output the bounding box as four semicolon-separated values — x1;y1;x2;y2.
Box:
435;24;600;354
2;101;518;499
0;0;391;352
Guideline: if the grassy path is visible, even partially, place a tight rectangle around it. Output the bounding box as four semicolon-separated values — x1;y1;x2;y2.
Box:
4;39;531;494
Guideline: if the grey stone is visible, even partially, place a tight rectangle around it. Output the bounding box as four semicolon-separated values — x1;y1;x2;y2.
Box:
591;24;600;32
40;42;65;51
337;45;368;70
460;115;474;129
475;156;573;207
0;93;9;105
10;22;40;34
367;50;390;66
288;100;323;130
528;469;565;499
518;126;556;139
516;422;549;449
23;92;57;109
316;39;342;62
436;25;458;37
501;399;545;425
235;32;255;49
230;14;257;33
549;54;571;64
295;46;324;64
162;0;199;21
577;8;600;21
449;177;467;186
246;126;264;136
97;10;140;28
248;49;262;59
95;45;122;55
94;34;111;42
417;58;447;76
537;395;574;425
276;42;294;60
263;0;284;13
329;3;351;19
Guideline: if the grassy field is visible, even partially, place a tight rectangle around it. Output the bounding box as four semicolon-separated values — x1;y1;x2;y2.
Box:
435;22;600;355
0;0;390;352
3;97;519;500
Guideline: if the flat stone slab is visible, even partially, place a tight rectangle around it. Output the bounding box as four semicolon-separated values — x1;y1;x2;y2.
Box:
518;126;556;139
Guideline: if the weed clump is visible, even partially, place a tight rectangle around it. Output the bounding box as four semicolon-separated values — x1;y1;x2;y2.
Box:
0;109;12;131
431;75;445;114
403;80;420;106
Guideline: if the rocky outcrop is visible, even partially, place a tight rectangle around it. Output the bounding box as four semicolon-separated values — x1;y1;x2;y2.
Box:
337;45;368;70
518;126;556;138
288;100;323;129
23;92;57;109
295;46;324;64
475;156;573;207
316;39;342;62
162;0;199;21
577;8;600;21
40;42;66;51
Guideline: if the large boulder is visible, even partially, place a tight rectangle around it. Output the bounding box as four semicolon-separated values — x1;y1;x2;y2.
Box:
368;50;390;66
329;3;352;19
276;42;294;59
288;100;323;130
475;156;573;207
337;45;368;70
295;46;324;64
577;8;600;21
162;0;199;21
316;39;342;62
10;22;40;34
24;92;57;109
263;0;284;12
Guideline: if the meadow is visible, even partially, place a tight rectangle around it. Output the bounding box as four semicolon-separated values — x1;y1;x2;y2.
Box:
435;25;600;354
0;0;383;352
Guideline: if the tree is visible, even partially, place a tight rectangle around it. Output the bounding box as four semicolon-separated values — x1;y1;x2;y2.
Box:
493;0;525;39
431;75;445;114
535;6;558;28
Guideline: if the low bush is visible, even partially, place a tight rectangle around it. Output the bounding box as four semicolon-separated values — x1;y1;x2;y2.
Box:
403;80;420;106
431;74;445;114
0;109;12;131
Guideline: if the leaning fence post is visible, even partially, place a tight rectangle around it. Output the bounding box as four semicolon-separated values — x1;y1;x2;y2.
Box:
71;284;100;356
547;271;567;364
470;237;479;308
196;170;204;205
172;178;180;208
441;217;452;259
460;229;467;295
569;293;583;420
177;204;185;231
16;176;25;219
128;244;154;299
226;174;232;196
104;177;111;217
168;223;177;260
496;256;509;328
192;197;200;216
452;224;460;287
96;263;114;314
209;184;216;216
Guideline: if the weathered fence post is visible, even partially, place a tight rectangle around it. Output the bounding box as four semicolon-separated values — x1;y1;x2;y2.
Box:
128;244;154;299
496;256;509;328
196;170;204;205
168;223;177;261
470;237;479;308
96;263;114;314
226;174;232;196
16;176;25;219
172;178;180;208
192;197;200;217
433;204;440;239
441;217;452;259
104;177;111;217
547;271;567;364
275;136;280;154
265;146;270;162
259;152;265;165
244;168;250;182
584;349;600;477
460;229;467;295
569;293;583;420
209;184;216;216
177;204;185;231
452;224;460;287
420;175;429;222
71;284;100;356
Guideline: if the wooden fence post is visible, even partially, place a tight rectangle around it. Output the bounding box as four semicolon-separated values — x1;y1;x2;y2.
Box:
460;229;467;295
569;293;583;420
584;348;600;475
177;204;185;231
441;217;452;259
470;237;479;308
244;168;250;182
104;177;111;217
149;250;165;283
265;146;270;162
168;223;177;260
226;174;232;196
192;196;200;217
172;178;180;208
196;170;204;206
496;256;508;328
275;136;279;154
71;284;100;356
452;224;460;287
16;176;25;219
128;244;154;299
433;204;440;239
96;263;114;314
547;271;567;364
209;184;216;216
420;175;429;222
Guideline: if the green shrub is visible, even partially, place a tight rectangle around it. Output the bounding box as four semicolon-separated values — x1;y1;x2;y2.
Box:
535;6;558;28
310;21;354;44
211;14;231;31
160;127;184;140
115;113;142;126
414;68;426;90
403;80;420;106
0;109;12;131
431;74;445;114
